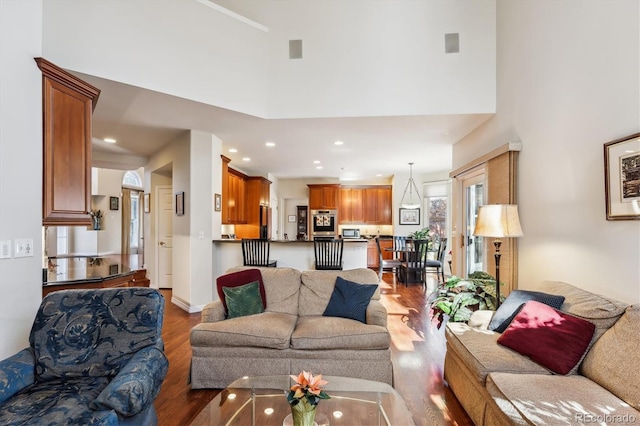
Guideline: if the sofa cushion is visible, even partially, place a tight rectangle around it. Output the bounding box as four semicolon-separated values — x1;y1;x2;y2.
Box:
489;290;565;333
486;372;640;425
216;269;266;314
299;269;380;317
291;316;390;350
190;312;297;350
445;322;551;385
226;267;301;315
223;281;264;319
581;304;640;410
323;277;377;323
536;281;627;336
497;301;595;375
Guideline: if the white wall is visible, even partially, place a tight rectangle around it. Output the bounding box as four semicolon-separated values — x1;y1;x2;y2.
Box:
453;0;640;303
0;0;44;359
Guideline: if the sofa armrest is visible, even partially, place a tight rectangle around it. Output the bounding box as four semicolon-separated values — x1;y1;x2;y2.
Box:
366;300;388;328
201;300;226;323
467;310;494;329
91;345;168;417
0;348;35;405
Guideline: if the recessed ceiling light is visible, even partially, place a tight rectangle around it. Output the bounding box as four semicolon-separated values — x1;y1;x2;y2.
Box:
265;142;275;147
316;166;323;170
334;140;344;146
103;138;116;144
313;160;321;164
376;174;382;177
229;148;238;153
242;157;251;161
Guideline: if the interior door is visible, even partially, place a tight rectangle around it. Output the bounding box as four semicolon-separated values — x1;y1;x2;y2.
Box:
156;186;173;289
461;171;485;277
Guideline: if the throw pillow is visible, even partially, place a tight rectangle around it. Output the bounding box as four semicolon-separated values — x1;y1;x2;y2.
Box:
216;268;266;315
497;301;595;375
322;277;378;323
489;290;565;333
223;281;265;319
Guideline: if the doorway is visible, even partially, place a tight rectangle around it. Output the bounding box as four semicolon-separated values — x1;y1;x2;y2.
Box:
460;168;485;277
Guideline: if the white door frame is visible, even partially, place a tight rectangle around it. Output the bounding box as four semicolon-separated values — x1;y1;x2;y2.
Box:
155;185;172;288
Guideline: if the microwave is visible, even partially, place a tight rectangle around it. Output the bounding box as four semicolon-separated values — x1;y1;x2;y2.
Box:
342;228;361;239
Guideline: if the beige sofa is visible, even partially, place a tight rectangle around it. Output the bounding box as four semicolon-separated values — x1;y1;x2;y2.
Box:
190;267;393;389
444;281;640;425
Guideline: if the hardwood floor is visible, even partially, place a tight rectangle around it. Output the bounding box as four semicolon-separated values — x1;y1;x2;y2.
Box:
154;272;473;426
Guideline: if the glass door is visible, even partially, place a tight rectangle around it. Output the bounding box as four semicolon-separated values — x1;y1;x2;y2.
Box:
461;170;485;277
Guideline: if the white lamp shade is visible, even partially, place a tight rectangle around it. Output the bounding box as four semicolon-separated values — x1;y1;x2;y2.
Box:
473;204;523;238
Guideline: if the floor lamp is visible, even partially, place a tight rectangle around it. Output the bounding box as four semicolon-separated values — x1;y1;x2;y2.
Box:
473;204;523;308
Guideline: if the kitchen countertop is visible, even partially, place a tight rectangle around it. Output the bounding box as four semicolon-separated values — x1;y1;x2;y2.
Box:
213;239;369;243
44;257;134;286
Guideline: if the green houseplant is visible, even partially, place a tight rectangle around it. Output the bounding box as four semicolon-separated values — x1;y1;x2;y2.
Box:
429;271;503;329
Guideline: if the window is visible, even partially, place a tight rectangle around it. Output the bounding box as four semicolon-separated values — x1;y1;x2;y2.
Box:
130;192;140;251
122;170;142;189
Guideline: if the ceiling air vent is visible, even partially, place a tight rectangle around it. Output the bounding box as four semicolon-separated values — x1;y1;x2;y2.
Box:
289;40;303;59
444;33;459;54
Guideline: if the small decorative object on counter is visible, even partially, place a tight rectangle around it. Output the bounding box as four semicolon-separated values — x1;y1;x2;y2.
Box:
89;209;103;230
286;371;330;426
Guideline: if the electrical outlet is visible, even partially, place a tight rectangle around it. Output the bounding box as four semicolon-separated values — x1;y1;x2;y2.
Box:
0;240;11;259
15;239;34;258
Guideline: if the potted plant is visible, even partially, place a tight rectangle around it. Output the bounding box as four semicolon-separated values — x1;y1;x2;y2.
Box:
429;271;502;329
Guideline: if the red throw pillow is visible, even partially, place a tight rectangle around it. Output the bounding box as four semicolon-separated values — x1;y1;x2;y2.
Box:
497;300;595;375
216;269;266;313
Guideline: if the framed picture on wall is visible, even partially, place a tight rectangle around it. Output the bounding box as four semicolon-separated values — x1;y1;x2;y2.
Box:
604;133;640;220
399;208;420;225
110;196;119;211
176;191;185;216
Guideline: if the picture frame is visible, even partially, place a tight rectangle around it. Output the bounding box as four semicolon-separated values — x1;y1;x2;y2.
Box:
110;196;119;211
288;215;296;223
214;193;221;212
176;191;185;216
399;208;420;225
604;133;640;220
144;193;150;213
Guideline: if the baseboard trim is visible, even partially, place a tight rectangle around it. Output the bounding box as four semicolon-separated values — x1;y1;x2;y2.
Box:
171;296;205;313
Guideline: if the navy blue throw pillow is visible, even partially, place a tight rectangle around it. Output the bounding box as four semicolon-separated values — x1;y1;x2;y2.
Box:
322;277;378;323
489;290;566;333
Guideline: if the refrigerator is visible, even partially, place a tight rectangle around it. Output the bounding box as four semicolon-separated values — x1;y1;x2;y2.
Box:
259;205;271;239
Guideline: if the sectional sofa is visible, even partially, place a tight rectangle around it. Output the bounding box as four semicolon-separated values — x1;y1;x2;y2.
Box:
444;280;639;425
190;267;393;388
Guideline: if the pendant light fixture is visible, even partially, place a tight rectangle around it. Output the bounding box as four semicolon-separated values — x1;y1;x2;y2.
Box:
399;162;421;209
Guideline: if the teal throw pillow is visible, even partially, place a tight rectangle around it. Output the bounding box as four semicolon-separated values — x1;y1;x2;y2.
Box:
222;281;264;319
323;277;377;323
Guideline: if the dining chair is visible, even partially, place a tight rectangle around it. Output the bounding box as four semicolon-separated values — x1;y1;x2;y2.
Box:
425;237;447;283
241;238;277;267
398;239;430;286
313;238;344;270
376;237;402;279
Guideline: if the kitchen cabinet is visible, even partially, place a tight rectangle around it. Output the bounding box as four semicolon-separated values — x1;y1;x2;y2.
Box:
36;58;101;226
308;184;339;210
236;176;272;239
221;156;247;224
339;188;364;223
366;238;393;269
363;186;392;225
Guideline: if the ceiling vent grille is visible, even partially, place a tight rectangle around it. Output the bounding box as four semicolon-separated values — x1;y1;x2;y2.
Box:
444;33;459;54
289;40;303;59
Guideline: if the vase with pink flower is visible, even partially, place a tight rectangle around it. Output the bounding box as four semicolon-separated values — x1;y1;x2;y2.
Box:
285;371;330;426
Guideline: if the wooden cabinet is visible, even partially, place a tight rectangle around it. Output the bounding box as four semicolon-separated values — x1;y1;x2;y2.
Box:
36;58;100;226
339;188;364;223
366;238;393;269
340;185;392;225
221;156;247;224
308;184;339;210
238;176;272;239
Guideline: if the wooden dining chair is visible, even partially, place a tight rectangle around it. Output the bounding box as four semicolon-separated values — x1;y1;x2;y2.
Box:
398;239;429;286
241;239;277;267
376;237;402;279
313;238;344;270
425;237;447;283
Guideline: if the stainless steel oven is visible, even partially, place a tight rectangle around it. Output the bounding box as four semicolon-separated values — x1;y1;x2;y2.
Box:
310;209;338;239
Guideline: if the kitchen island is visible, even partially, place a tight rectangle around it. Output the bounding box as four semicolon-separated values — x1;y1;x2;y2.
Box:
212;239;368;278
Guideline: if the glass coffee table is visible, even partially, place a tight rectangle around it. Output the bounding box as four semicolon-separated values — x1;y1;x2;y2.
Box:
190;375;415;426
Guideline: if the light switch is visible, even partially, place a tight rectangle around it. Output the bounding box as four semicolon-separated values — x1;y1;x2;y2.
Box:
0;240;10;259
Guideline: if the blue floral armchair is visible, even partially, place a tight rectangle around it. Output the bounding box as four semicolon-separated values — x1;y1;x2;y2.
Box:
0;287;169;425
